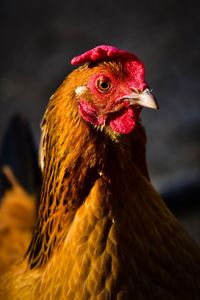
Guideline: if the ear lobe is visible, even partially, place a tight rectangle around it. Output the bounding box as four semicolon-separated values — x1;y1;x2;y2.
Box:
75;86;89;96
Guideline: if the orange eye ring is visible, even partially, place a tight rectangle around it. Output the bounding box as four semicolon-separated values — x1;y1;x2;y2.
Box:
96;78;112;92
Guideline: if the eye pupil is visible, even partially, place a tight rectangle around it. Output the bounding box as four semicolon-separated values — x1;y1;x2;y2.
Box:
101;82;109;89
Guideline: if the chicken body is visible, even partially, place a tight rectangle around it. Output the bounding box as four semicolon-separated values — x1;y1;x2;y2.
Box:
0;115;41;280
0;167;36;280
1;45;200;299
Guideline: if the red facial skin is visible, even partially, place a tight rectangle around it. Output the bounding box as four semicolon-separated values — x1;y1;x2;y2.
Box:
72;45;148;134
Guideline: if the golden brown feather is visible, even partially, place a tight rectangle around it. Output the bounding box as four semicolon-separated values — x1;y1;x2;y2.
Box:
0;167;36;280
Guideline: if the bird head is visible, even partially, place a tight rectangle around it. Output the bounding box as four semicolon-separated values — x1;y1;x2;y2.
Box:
71;45;158;136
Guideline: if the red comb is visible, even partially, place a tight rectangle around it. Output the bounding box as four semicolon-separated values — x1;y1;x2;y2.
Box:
71;45;139;66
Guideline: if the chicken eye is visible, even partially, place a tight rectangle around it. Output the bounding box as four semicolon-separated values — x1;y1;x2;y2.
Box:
96;78;112;92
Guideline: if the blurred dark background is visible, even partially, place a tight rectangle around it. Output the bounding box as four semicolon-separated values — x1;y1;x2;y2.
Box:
0;0;199;242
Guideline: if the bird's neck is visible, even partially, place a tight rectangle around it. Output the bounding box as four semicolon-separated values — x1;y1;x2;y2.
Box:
28;111;102;266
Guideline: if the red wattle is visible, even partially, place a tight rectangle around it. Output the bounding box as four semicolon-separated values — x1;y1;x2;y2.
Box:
109;107;141;134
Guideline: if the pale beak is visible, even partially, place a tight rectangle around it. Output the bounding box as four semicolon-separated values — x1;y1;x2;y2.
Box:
128;88;159;110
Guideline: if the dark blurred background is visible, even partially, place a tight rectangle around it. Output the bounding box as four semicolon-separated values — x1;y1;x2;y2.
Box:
0;0;199;242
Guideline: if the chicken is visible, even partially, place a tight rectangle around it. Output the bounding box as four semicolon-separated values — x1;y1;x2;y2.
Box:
0;45;200;300
0;166;36;279
0;115;41;280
